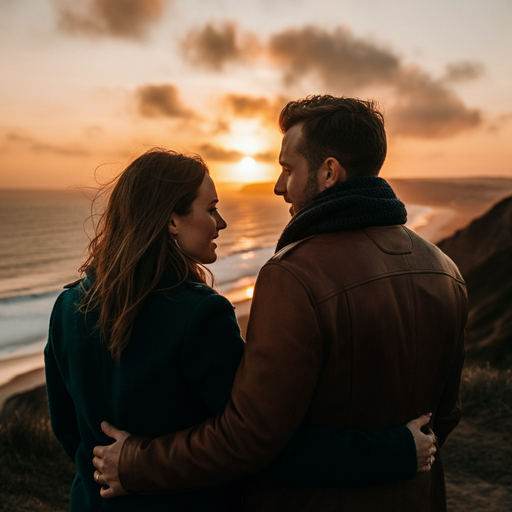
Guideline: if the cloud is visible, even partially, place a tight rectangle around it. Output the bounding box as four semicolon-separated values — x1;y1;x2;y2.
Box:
443;61;485;83
222;94;287;124
389;72;482;137
266;25;482;138
195;143;278;164
253;150;278;162
195;143;244;162
488;112;512;132
269;26;402;90
183;22;482;139
53;0;166;40
84;125;104;138
136;84;193;118
5;132;91;156
181;21;259;71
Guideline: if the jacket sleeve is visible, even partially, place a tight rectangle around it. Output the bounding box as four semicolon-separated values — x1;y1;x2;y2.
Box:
119;262;326;492
44;303;80;463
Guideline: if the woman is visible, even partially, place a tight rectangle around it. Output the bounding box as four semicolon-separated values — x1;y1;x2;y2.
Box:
45;148;435;511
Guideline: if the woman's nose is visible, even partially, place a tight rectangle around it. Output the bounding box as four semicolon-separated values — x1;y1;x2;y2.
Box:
217;213;227;230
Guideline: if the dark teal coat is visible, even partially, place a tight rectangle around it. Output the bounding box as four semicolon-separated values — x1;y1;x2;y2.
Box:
45;278;417;511
45;278;245;511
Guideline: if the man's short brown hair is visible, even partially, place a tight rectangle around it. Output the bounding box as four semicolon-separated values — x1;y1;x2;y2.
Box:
279;95;387;179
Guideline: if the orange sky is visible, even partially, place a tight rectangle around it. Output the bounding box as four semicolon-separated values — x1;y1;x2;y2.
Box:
1;0;512;189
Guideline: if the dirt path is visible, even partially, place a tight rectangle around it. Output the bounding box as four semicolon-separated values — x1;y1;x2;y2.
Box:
443;418;512;511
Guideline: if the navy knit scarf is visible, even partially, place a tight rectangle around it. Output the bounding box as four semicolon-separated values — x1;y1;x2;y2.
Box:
275;176;407;252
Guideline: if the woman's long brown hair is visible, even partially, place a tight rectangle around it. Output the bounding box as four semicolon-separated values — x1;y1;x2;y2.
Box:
79;148;209;361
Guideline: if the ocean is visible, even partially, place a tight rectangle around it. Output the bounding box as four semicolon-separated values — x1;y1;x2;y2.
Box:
0;188;430;362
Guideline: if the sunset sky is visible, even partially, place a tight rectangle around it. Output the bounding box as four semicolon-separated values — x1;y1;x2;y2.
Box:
1;0;512;188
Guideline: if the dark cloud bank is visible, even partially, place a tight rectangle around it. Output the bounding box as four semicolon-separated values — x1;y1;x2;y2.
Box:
182;22;484;138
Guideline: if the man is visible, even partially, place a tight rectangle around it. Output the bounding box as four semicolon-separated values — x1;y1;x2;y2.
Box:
93;95;466;511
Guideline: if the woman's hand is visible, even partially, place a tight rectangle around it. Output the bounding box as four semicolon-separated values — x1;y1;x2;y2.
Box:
406;413;437;473
92;421;131;498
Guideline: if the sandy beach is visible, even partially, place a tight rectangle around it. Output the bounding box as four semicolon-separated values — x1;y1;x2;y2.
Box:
0;353;45;415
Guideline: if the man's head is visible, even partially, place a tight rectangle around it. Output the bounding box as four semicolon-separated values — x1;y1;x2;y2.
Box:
275;95;387;216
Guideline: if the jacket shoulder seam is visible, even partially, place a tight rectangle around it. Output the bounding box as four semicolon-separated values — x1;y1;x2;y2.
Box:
316;268;466;304
270;236;316;262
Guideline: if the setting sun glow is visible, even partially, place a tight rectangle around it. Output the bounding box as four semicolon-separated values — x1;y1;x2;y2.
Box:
241;157;256;172
230;156;265;183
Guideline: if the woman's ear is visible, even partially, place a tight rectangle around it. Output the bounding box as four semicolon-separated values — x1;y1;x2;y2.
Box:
168;213;179;236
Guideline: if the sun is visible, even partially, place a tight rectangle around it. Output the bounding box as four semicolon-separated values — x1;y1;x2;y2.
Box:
215;156;278;184
240;157;256;173
231;156;267;182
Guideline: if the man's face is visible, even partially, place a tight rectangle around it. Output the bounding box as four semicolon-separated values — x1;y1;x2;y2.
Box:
274;123;320;216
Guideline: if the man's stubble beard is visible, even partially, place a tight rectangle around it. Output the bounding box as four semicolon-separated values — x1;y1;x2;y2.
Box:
292;170;320;216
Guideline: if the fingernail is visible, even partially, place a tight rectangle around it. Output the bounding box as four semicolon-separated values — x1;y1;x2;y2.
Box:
426;412;432;418
102;421;111;428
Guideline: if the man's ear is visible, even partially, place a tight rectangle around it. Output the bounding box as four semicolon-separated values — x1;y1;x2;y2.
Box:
168;214;179;236
320;158;347;189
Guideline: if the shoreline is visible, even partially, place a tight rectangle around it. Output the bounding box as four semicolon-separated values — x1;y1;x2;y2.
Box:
0;352;45;414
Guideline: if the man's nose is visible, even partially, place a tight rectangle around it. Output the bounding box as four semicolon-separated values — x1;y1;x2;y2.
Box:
274;171;286;196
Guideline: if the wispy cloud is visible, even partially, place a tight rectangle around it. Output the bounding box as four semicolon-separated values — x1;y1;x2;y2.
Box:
136;84;193;118
443;61;485;83
488;112;512;132
221;94;287;124
196;143;244;162
253;150;278;162
194;143;277;164
53;0;167;40
181;21;260;71
5;132;91;156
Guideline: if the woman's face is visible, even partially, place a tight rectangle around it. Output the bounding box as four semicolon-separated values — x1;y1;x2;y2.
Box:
169;174;227;264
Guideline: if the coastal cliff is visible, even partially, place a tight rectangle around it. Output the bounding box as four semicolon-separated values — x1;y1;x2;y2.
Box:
438;195;512;367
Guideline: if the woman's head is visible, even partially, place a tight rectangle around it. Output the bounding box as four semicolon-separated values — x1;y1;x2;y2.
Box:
105;148;208;265
169;173;227;264
81;148;224;360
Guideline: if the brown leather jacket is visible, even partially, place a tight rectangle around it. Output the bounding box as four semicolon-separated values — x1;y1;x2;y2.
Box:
119;226;467;511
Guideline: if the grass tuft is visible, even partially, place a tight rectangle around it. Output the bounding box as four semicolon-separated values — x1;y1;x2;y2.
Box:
460;363;512;438
0;396;75;512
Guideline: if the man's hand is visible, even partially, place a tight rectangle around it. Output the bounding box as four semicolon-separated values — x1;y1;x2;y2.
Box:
92;421;131;498
406;413;437;473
